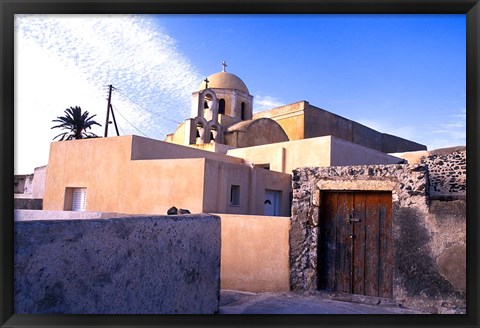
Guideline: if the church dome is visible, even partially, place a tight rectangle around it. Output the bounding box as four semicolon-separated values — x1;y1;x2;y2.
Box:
198;71;249;94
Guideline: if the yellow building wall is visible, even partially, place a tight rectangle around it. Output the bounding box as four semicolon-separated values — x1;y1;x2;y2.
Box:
130;134;242;164
43;136;207;214
202;159;291;216
253;101;307;141
226;136;332;174
203;159;251;215
43;135;292;216
251;168;291;216
271;114;304;141
330;137;402;166
126;159;206;214
304;104;353;142
165;121;186;144
218;214;291;292
227;136;403;175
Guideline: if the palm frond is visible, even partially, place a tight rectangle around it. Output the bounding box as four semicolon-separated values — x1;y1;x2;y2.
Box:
51;106;102;141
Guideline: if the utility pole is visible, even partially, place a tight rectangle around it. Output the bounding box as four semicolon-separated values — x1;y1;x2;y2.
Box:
109;103;120;136
104;85;119;137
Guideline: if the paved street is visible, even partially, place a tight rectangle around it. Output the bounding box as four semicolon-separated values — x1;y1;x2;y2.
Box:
219;290;426;314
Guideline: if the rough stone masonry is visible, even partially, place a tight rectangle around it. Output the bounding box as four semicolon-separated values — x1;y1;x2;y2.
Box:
420;149;466;200
290;162;466;314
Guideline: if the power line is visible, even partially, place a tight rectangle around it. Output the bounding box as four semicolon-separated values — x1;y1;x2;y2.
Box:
114;89;182;124
112;102;168;138
101;84;172;139
118;124;126;136
111;104;150;138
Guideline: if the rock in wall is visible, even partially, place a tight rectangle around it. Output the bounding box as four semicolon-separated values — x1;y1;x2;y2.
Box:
421;150;466;200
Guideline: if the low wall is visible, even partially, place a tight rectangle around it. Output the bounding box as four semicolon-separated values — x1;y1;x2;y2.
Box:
218;214;290;292
14;209;135;221
14;213;221;314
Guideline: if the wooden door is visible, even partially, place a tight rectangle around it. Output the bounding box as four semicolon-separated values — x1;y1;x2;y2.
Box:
318;191;393;298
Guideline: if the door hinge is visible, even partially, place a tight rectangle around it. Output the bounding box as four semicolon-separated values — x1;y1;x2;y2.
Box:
346;214;361;223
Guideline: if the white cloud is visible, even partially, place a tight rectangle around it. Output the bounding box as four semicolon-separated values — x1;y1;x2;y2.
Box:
15;14;202;174
253;95;284;113
428;107;466;149
354;118;416;141
356;106;466;151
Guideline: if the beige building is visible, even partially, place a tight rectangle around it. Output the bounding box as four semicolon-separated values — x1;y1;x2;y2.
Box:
43;135;292;216
33;64;445;296
43;64;425;217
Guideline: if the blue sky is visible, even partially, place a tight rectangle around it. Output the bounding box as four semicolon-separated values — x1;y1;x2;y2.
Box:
14;14;465;174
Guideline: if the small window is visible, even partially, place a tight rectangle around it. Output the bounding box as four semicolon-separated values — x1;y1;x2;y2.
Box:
72;188;87;211
230;185;240;206
218;99;225;114
256;163;270;170
241;102;246;120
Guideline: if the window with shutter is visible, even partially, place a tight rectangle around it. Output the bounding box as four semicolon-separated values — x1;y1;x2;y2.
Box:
72;188;87;211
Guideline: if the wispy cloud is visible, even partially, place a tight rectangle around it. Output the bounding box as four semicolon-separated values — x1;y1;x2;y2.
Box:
356;105;466;151
428;107;466;149
15;14;202;174
253;95;284;113
354;118;417;141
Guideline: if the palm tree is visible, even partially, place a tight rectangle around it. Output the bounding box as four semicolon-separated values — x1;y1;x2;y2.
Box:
51;106;102;141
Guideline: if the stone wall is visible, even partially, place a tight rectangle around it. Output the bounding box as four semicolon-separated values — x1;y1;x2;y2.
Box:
13;198;43;210
13;174;33;194
13;165;47;199
420;150;466;200
290;164;466;314
14;214;221;314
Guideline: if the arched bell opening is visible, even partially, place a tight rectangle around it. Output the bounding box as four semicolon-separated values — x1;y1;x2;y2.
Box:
210;126;218;143
202;93;216;122
196;122;205;144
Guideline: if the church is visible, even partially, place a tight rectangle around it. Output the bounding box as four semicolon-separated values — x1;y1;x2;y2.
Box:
18;64;467;313
41;63;426;216
166;61;425;154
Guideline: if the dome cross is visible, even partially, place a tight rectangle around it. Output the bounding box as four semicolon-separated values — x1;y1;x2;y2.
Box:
221;61;228;72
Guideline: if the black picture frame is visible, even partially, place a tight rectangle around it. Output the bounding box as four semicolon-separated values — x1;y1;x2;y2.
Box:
1;1;478;327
